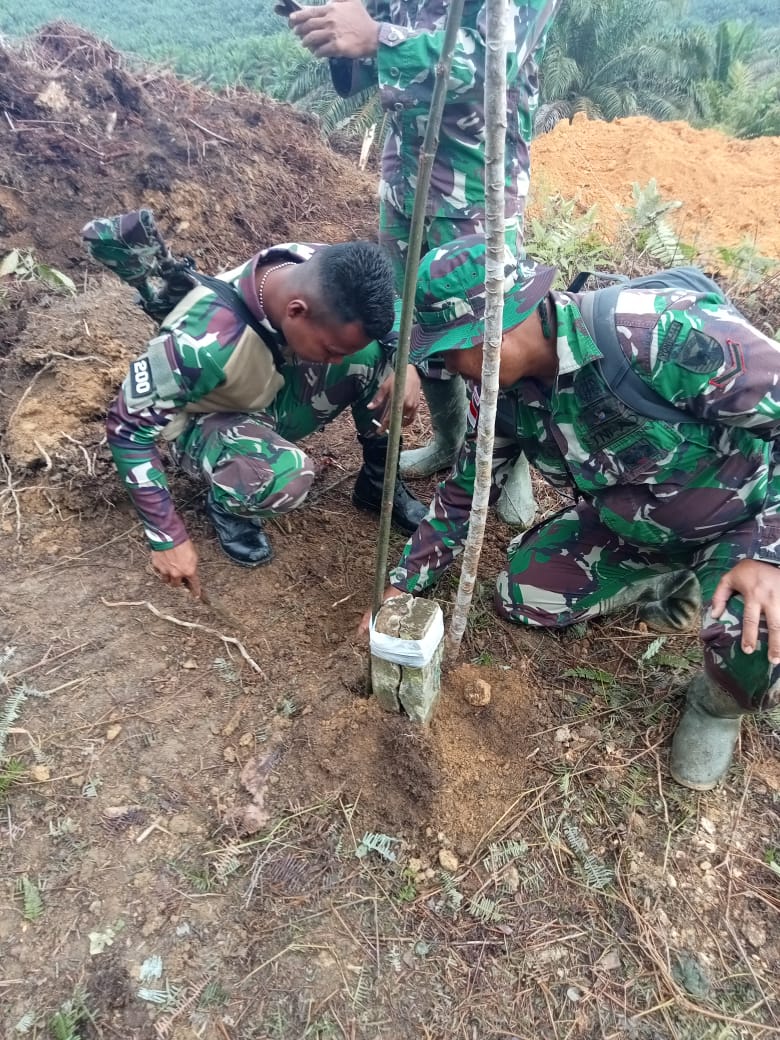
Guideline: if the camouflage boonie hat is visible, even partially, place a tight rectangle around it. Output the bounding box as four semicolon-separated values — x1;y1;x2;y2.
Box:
409;235;557;365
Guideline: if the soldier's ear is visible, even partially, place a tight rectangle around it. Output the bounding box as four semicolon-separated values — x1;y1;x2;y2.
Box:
286;297;309;320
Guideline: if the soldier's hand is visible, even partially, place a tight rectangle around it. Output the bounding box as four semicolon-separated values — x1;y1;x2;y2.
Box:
368;366;421;433
357;587;406;637
290;0;380;59
151;540;202;601
711;558;780;664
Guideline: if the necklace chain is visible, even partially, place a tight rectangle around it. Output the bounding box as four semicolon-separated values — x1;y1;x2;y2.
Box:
257;261;296;319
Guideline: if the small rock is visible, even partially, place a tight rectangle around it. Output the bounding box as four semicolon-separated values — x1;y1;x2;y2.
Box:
579;724;601;740
223;747;237;763
181;659;198;670
30;764;51;783
566;986;581;1002
239;732;253;747
503;864;520;893
599;949;621;972
742;920;767;949
464;679;491;706
106;724;122;741
666;874;677;889
698;860;712;872
438;848;460;872
408;857;423;873
699;816;716;836
555;726;572;743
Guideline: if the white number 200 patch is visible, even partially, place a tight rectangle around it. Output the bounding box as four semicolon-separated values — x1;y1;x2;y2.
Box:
130;358;153;398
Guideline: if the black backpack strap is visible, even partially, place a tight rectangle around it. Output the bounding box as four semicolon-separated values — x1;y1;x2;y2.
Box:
189;270;287;373
567;271;627;293
578;287;690;425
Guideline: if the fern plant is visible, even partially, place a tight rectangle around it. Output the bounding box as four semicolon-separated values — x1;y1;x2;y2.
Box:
49;986;90;1040
562;818;614;890
467;895;504;924
18;876;43;922
355;832;401;863
483;838;528;874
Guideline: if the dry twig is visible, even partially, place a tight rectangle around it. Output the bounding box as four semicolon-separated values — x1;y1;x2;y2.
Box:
101;597;266;676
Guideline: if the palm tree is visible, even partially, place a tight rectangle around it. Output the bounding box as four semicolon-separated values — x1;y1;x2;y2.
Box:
537;0;712;129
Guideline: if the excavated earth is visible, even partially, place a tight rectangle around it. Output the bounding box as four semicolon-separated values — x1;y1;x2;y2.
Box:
0;24;778;1040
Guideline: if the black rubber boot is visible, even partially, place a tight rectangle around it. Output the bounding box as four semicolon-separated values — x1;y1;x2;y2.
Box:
352;435;428;534
205;492;273;567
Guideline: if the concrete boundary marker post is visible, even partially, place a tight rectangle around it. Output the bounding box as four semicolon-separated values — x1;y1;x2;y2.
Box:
370;594;444;724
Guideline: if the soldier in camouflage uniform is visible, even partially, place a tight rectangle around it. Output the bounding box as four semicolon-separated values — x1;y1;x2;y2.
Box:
369;235;780;791
106;239;427;596
289;0;559;507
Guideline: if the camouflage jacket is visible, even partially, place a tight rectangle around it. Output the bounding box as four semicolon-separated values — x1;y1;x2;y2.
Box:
106;244;316;551
332;0;559;220
390;287;780;591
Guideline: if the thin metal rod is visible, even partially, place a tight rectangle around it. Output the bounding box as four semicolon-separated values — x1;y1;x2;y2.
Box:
371;0;468;619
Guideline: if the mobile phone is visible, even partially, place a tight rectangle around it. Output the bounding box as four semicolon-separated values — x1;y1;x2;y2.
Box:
277;0;302;14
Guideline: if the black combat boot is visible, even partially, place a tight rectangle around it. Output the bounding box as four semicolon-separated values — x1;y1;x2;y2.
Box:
205;491;273;567
352;435;428;534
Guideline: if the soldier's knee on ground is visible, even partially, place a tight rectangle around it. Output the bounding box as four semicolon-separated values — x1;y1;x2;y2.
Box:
494;570;577;628
212;449;316;517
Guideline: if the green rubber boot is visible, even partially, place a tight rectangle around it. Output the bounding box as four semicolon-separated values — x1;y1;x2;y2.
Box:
670;673;745;791
399;375;468;479
496;454;537;527
638;570;702;632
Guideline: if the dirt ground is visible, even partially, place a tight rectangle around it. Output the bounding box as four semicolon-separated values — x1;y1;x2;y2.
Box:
1;25;779;1040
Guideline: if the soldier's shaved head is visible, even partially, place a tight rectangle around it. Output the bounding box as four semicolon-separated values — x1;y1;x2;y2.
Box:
293;241;395;342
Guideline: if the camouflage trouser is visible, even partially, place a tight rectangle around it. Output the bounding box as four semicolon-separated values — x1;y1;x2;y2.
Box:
171;342;389;520
379;201;520;381
495;500;779;712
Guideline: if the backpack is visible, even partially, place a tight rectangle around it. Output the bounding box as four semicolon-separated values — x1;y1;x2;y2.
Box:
567;266;728;424
81;209;286;372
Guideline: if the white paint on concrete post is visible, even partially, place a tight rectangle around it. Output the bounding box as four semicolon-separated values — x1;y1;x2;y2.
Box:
370;594;444;724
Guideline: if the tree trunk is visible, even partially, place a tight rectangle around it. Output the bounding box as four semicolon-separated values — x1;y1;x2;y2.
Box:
371;0;467;617
445;0;508;661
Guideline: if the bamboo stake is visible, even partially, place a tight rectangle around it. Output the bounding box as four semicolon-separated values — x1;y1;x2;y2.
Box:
445;0;508;661
371;0;468;618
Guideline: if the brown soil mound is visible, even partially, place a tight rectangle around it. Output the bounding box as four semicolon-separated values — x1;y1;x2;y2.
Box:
531;114;780;260
0;22;378;276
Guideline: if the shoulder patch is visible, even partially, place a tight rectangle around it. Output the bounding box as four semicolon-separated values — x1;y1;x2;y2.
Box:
673;329;724;374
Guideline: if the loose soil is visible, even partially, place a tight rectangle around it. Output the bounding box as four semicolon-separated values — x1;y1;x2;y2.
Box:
1;25;778;1040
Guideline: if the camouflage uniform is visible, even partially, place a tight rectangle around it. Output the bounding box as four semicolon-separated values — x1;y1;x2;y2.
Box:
106;243;392;550
392;269;780;713
332;0;559;331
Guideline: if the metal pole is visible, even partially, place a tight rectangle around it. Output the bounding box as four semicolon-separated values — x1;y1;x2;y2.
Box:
371;0;468;619
445;0;508;660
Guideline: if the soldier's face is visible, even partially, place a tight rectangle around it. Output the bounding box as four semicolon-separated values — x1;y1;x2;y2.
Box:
283;315;369;365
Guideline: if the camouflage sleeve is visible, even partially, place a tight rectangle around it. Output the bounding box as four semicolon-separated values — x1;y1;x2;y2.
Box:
376;0;555;113
106;331;225;550
389;394;520;592
644;295;780;436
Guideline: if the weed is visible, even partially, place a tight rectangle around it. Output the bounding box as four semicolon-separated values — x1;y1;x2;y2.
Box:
716;239;777;288
168;858;214;893
17;875;44;921
395;867;418;903
355;831;401;862
527;193;615;284
561;818;614;890
621;179;694;266
198;979;229;1008
0;757;25;799
49;985;91;1040
0;248;76;295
